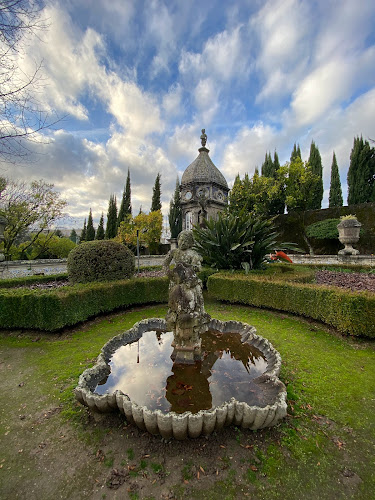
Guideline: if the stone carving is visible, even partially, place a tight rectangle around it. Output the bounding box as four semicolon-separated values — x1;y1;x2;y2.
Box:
337;217;361;255
200;128;207;147
164;230;210;364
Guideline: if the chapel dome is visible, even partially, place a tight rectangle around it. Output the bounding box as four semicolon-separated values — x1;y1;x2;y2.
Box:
181;130;228;189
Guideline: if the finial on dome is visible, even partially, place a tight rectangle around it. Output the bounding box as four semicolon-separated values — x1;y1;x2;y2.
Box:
200;128;207;148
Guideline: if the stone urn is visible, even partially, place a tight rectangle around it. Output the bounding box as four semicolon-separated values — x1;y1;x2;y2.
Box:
0;215;7;262
337;217;361;255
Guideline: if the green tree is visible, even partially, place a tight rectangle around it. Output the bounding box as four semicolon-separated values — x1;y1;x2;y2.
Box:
96;213;105;240
261;152;274;177
118;169;132;225
328;152;343;207
347;136;375;204
307;141;323;209
105;195;118;239
273;151;280;172
69;229;77;243
0;179;67;259
117;210;163;254
168;177;182;238
86;208;95;241
151;173;162;212
80;219;87;242
284;158;319;212
290;143;301;163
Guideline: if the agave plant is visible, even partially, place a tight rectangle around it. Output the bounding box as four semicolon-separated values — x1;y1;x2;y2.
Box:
193;211;279;270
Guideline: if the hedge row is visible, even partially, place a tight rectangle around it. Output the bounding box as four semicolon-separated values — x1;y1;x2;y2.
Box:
0;273;68;289
0;277;168;331
207;273;375;338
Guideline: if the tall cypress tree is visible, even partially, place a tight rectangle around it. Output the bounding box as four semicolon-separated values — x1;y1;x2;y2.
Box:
86;208;95;241
261;152;274;177
328;152;343;207
347;136;375;204
105;195;118;239
118;169;132;225
69;229;77;243
96;212;105;240
307;141;323;210
80;219;87;242
151;173;162;212
273;151;280;173
290;143;301;163
168;177;182;238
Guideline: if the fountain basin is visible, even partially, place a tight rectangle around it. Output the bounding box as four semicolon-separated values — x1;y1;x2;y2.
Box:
75;318;287;440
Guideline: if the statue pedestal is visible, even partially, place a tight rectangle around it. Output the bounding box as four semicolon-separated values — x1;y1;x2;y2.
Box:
171;340;202;364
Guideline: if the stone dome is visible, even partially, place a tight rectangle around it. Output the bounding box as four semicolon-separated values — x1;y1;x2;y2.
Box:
181;146;228;189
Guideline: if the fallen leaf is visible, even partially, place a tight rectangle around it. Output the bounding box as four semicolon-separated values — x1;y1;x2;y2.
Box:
200;466;205;473
250;465;258;471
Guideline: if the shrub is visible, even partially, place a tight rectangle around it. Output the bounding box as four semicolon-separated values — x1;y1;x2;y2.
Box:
67;240;135;283
208;273;375;338
0;276;168;331
305;219;340;239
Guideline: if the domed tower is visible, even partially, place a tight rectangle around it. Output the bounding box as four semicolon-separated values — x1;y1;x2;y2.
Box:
180;129;229;230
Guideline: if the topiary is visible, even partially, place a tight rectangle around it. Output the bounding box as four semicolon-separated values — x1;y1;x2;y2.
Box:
67;240;135;283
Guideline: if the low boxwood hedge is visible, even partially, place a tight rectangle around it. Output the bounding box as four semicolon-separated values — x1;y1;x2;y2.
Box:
208;273;375;338
0;273;68;289
0;276;168;331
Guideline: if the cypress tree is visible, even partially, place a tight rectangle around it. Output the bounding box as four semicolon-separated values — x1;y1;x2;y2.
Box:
151;173;162;212
168;177;182;238
328;152;343;207
273;151;280;173
86;208;95;241
290;143;301;163
96;212;105;240
261;152;274;177
118;169;132;225
80;219;87;242
307;141;323;210
347;136;375;204
105;195;118;239
69;229;77;243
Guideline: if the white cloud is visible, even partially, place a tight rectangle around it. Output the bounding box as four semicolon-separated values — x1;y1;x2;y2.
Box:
162;84;183;118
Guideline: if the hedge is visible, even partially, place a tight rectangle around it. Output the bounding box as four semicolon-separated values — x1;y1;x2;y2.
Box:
0;273;68;289
0;276;168;331
207;273;375;338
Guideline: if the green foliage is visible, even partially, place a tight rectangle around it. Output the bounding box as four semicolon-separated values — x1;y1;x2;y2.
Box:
208;273;375;338
118;169;132;225
0;276;168;331
105;194;118;239
69;229;77;243
96;213;105;240
305;219;340;239
307;141;323;210
86;208;95;241
347;136;375;205
67;240;135;283
328;152;343;207
283;158;320;212
193;211;279;270
80;219;87;242
290;143;301;163
261;152;274;177
168;177;182;238
0;179;68;259
151;173;162;212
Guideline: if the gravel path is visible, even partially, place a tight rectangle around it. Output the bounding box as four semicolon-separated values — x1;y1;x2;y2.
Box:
315;270;375;292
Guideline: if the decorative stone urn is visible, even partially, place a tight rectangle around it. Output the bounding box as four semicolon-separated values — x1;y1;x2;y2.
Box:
0;215;7;262
337;217;361;255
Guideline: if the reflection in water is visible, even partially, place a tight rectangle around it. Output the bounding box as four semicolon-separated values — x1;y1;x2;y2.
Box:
95;330;268;414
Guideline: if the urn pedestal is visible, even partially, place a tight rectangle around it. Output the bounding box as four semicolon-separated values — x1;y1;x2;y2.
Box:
337;218;361;255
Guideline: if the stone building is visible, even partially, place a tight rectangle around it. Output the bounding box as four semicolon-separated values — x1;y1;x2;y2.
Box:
180;130;229;230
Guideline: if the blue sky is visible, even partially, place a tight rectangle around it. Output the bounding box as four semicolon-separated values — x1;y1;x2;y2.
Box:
6;0;375;228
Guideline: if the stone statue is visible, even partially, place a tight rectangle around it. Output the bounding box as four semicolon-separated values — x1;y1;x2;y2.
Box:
200;128;207;148
164;230;210;364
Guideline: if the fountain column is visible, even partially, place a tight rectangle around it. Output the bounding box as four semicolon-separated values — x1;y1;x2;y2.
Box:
164;231;210;364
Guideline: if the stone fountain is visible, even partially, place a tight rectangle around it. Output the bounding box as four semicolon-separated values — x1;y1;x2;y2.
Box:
75;231;287;439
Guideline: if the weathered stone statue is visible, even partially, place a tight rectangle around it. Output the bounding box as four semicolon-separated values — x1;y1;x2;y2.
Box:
200;128;207;148
164;230;210;364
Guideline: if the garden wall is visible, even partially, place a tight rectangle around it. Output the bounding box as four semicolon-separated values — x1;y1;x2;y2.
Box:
275;202;375;254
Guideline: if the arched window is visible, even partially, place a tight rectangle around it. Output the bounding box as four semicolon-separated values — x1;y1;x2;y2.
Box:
185;211;193;230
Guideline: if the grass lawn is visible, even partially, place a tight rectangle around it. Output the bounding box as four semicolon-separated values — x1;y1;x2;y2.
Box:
0;297;374;499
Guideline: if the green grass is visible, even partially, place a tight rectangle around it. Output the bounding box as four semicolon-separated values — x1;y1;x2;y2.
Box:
0;298;374;499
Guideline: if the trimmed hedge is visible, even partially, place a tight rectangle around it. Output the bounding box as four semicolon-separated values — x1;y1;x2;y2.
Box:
0;273;68;289
0;277;168;331
208;273;375;338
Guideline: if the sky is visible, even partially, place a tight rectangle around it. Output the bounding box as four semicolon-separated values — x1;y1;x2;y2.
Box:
3;0;375;229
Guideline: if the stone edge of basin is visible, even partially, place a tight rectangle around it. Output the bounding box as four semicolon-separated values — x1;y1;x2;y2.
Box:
74;318;287;440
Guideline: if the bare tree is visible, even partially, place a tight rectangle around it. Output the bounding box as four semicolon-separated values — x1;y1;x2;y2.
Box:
0;0;60;164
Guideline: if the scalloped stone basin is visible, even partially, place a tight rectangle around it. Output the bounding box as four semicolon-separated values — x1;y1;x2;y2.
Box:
75;318;287;440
